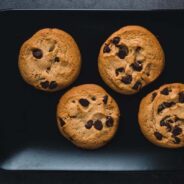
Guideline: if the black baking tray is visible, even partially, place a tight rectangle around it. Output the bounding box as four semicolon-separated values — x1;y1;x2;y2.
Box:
0;10;184;171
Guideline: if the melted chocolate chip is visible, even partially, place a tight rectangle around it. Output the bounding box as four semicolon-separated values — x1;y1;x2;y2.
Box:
132;81;142;90
54;57;60;62
179;92;184;103
130;61;143;72
79;99;90;107
173;137;181;144
85;120;93;129
160;116;173;127
40;81;49;89
103;95;108;104
121;75;132;84
160;88;170;95
117;45;128;59
103;45;111;53
151;92;157;101
157;102;176;113
94;120;103;130
154;132;163;140
115;67;124;76
112;37;120;45
106;116;114;127
58;117;65;127
32;48;43;59
49;81;57;89
172;126;182;136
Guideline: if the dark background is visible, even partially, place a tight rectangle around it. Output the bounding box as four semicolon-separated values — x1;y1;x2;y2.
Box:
1;0;184;183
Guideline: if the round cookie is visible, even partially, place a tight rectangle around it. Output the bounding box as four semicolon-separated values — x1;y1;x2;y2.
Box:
98;25;165;95
18;28;81;92
138;83;184;148
56;84;120;149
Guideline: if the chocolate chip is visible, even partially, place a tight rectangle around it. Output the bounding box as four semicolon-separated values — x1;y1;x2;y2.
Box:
160;88;170;95
103;95;108;104
91;96;96;101
154;132;163;140
160;121;172;132
49;81;57;89
79;99;90;107
94;120;103;130
115;67;124;76
179;92;184;103
117;45;128;59
151;92;157;101
106;116;114;127
132;81;142;90
40;81;49;89
103;45;111;53
172;126;182;136
130;61;143;72
121;75;132;84
173;137;181;144
32;48;43;59
58;117;65;127
157;102;176;113
54;57;60;62
112;37;120;45
160;116;173;127
85;120;93;129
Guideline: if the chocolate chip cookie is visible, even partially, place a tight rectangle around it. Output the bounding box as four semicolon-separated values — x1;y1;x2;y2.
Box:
138;83;184;148
18;28;81;92
98;25;165;95
56;84;120;149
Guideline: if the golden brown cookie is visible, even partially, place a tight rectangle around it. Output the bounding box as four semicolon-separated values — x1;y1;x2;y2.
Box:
56;84;120;149
138;83;184;148
98;25;165;95
18;28;81;92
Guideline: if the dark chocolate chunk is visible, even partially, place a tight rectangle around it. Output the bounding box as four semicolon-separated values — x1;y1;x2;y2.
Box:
160;88;170;95
121;75;132;84
79;99;90;107
130;61;143;72
94;120;103;130
115;67;124;76
172;126;182;136
103;95;108;104
40;81;49;89
32;48;43;59
58;117;65;127
117;45;128;59
151;92;157;101
85;120;93;129
160;116;173;127
112;37;120;45
103;45;111;53
106;116;114;127
173;137;181;144
179;92;184;103
49;81;57;89
54;57;60;62
154;131;163;140
157;102;176;113
132;81;142;90
160;121;172;132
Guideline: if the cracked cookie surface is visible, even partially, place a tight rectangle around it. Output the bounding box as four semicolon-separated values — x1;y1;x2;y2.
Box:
18;28;81;92
138;83;184;148
98;25;165;95
56;84;120;149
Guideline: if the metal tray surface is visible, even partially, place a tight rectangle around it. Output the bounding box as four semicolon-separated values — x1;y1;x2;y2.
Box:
0;10;184;171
